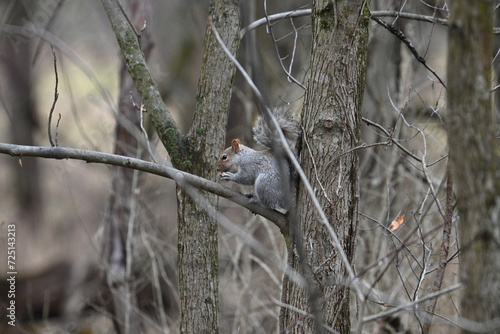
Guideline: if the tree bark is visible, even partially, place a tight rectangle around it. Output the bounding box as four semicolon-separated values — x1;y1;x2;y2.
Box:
0;1;42;224
101;0;240;331
447;2;500;333
279;1;369;333
102;2;153;333
177;0;240;332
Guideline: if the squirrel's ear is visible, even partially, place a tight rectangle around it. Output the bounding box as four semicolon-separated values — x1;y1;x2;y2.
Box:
231;139;241;152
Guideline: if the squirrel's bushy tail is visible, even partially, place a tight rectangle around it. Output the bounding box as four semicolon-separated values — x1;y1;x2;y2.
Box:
253;106;300;152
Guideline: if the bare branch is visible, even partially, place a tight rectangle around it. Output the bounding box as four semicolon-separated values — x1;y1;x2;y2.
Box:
362;284;461;324
48;45;59;147
1;23;116;110
370;16;447;89
240;8;311;38
371;10;448;25
0;142;289;234
263;1;307;89
241;7;500;38
55;113;62;147
138;100;156;163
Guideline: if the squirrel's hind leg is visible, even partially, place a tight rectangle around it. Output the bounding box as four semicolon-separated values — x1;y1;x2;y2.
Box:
254;173;285;211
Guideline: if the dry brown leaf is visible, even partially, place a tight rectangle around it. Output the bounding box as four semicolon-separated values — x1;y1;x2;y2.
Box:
389;215;405;232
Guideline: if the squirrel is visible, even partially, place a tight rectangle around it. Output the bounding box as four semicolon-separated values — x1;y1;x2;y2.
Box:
216;107;300;211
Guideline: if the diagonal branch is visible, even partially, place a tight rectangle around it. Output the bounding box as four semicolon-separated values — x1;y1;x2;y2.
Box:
362;284;461;324
0;142;289;235
370;16;447;89
100;0;187;167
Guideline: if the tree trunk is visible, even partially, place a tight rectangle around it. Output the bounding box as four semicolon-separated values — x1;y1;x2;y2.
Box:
103;1;152;332
447;2;500;332
0;1;42;224
101;0;240;331
177;0;240;332
279;1;369;333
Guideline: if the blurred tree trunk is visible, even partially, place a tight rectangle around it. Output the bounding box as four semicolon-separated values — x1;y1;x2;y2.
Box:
0;2;41;224
177;0;240;332
359;0;402;267
279;0;369;333
447;1;500;332
103;1;151;333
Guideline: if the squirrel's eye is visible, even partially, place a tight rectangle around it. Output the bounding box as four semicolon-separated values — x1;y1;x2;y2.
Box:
222;154;228;160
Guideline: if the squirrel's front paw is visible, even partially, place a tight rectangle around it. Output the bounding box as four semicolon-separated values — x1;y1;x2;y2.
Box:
219;172;234;181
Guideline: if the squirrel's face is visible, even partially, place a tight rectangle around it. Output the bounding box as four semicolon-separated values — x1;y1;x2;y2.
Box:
216;144;240;173
216;138;244;173
216;153;230;172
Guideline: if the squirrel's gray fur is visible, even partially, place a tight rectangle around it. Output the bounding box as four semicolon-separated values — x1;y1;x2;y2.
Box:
252;106;300;152
216;107;300;211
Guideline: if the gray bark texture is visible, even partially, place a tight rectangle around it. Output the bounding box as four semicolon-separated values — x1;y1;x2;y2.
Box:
177;0;240;333
101;0;241;331
447;1;500;333
279;1;370;333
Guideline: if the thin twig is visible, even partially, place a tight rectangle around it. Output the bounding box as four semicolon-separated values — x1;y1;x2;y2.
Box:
388;96;445;218
339;140;392;156
282;213;449;332
263;0;307;89
302;125;332;204
370;16;447;89
139;102;156;163
129;92;157;162
362;284;461;323
361;116;448;167
48;45;59;147
361;117;421;162
240;8;311;37
55;113;62;147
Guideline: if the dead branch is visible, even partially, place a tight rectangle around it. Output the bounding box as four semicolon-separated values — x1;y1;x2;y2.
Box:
48;45;59;147
0;142;289;234
370;16;447;89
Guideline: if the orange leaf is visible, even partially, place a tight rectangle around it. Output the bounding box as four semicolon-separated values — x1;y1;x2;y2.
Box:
389;215;405;232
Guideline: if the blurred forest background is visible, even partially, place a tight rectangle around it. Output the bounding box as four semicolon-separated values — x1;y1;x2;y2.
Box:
0;0;497;333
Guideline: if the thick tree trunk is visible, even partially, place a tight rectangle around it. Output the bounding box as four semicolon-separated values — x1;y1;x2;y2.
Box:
177;0;240;332
279;1;369;333
447;2;500;332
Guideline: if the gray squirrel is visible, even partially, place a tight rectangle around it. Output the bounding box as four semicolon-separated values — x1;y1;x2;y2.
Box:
216;107;300;211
